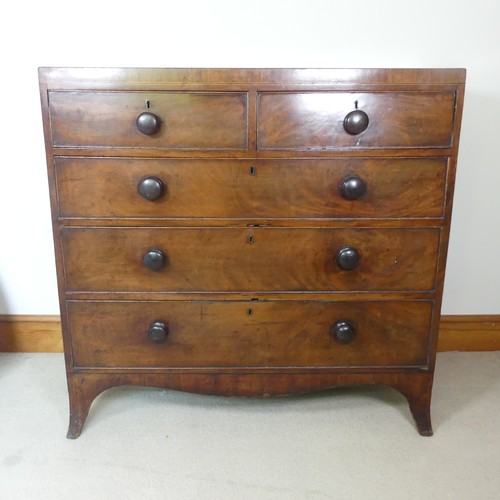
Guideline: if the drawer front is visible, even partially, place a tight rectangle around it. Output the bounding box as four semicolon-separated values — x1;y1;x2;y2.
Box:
258;92;456;150
68;300;432;368
48;91;248;149
56;157;447;219
62;227;439;292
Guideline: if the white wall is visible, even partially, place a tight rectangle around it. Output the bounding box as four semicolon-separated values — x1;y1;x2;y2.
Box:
0;0;498;314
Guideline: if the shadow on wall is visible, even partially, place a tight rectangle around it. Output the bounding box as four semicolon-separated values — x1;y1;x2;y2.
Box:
443;89;500;314
0;281;8;313
0;277;13;351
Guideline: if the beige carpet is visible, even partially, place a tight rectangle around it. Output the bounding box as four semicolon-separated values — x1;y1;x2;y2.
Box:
0;352;499;499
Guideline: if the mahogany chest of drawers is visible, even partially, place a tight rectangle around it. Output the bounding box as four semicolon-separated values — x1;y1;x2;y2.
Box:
39;68;465;438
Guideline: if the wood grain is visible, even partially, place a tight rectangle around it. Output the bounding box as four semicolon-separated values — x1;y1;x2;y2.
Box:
49;91;248;149
61;227;440;293
39;68;466;90
258;92;456;150
55;157;447;219
67;300;432;368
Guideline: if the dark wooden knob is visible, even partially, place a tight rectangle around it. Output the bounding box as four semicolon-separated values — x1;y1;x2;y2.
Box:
336;247;360;271
143;249;167;270
138;176;165;201
340;176;367;200
331;320;356;344
147;321;169;343
136;112;161;135
343;109;369;135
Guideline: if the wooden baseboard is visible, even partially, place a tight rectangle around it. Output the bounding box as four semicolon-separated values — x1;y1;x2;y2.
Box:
0;315;63;353
1;314;499;353
437;315;500;351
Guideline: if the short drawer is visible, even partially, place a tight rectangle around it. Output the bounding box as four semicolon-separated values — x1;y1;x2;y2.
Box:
258;91;456;150
55;157;447;219
68;300;432;368
62;227;440;292
48;91;248;149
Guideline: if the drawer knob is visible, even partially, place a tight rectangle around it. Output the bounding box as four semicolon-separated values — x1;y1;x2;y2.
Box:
138;176;165;201
331;320;356;344
343;109;369;135
136;112;161;135
147;321;169;343
143;249;167;270
340;176;367;200
336;246;360;271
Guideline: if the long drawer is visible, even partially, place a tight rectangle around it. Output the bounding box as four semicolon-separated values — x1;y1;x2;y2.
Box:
258;91;456;149
61;227;440;292
55;157;447;219
68;300;433;368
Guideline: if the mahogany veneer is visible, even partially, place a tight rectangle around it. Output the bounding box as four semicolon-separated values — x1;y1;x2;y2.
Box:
39;68;465;438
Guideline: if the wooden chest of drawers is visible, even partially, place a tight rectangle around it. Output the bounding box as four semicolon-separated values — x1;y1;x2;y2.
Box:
39;68;465;438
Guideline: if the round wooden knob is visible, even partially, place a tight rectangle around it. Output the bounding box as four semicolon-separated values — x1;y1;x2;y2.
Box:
143;249;167;270
336;247;360;271
138;176;165;201
340;176;367;200
136;112;161;135
343;109;369;135
331;320;356;344
147;321;169;343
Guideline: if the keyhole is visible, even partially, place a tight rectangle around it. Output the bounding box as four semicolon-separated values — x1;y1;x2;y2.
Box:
249;165;256;176
145;100;151;109
247;308;253;316
354;100;358;109
247;235;254;244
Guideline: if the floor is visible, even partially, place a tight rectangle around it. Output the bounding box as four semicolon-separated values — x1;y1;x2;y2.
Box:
0;352;499;500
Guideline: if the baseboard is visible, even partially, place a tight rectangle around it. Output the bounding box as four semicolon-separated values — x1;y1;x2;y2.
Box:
1;314;499;353
437;315;500;351
0;315;63;353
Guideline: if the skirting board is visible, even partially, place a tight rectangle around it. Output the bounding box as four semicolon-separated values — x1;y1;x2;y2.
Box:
0;314;499;353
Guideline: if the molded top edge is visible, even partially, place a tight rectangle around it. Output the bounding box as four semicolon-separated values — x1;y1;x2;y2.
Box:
39;67;466;89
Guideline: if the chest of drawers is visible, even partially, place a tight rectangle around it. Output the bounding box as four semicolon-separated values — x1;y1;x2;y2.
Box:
39;68;465;438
